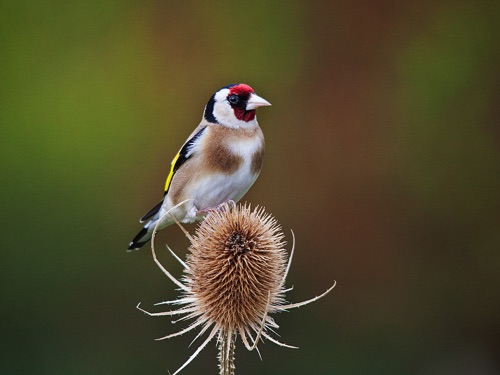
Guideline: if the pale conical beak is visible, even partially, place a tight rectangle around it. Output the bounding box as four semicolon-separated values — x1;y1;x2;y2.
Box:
246;93;272;110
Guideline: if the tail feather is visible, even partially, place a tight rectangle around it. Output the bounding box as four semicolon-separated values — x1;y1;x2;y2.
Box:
128;226;152;251
140;198;164;223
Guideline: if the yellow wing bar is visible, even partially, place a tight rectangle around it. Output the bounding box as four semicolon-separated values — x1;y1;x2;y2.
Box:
162;126;207;194
164;152;181;192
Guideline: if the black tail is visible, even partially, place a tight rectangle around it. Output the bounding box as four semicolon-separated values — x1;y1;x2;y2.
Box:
128;227;151;251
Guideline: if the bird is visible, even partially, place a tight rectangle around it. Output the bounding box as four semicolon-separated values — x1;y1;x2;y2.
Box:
128;83;271;250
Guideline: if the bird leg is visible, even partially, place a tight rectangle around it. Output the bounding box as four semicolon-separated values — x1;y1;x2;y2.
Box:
196;200;236;216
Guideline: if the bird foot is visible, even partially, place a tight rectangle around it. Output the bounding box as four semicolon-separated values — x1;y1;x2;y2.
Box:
196;200;236;216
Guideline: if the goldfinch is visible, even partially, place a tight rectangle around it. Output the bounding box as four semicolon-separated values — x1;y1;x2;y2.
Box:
129;83;271;250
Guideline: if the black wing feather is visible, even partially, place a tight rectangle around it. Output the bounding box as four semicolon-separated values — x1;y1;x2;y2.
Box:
166;126;207;192
138;126;207;223
140;199;164;223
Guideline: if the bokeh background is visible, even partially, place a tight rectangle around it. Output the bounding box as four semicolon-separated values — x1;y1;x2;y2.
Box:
1;1;499;374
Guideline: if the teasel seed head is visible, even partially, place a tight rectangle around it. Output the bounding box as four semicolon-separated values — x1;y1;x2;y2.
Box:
185;204;287;333
137;202;336;375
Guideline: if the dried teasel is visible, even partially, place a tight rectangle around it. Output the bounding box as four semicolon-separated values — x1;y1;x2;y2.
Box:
137;202;335;374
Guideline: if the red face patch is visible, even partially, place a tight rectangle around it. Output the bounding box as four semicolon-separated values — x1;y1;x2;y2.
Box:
228;83;256;122
233;108;256;122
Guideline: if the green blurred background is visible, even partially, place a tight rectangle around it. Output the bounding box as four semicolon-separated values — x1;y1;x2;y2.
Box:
1;1;499;374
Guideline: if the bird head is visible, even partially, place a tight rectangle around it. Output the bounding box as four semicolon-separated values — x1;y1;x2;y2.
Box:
204;84;271;128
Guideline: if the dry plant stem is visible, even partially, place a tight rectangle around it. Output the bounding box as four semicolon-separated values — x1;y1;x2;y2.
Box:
218;329;236;375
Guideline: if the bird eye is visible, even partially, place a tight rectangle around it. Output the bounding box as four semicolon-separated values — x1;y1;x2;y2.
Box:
227;94;240;105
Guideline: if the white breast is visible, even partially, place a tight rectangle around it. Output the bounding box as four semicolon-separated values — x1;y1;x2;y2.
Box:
190;136;262;209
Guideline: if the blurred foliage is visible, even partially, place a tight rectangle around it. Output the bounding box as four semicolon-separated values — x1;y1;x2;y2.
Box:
1;1;499;374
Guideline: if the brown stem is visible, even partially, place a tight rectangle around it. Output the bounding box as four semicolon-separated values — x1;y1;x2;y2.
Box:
218;329;236;375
